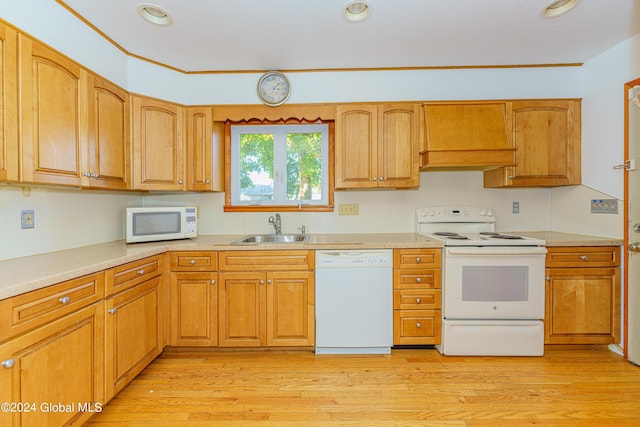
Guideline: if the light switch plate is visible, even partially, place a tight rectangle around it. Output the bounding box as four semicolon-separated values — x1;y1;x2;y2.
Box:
591;199;618;214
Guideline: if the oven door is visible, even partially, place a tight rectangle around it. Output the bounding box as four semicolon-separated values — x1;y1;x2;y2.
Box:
443;246;547;319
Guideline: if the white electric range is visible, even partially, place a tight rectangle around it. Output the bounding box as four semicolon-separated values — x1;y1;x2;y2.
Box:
416;207;547;356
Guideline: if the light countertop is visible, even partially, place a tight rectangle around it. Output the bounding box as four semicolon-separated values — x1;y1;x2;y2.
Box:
0;231;623;301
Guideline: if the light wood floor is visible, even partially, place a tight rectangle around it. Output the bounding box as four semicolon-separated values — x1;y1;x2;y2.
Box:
88;346;640;426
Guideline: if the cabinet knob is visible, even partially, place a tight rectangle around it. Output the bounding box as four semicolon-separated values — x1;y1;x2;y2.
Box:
92;173;99;178
416;277;422;283
108;308;117;314
379;177;384;181
210;280;216;285
416;257;421;263
1;359;14;369
508;175;514;179
206;179;211;184
190;259;196;265
84;172;91;177
267;279;272;284
260;280;265;285
580;255;588;261
59;296;70;305
137;269;145;275
372;177;377;181
545;276;551;281
416;298;421;304
416;322;422;328
178;180;183;184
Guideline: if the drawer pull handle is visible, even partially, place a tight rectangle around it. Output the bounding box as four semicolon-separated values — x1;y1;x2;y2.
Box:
1;359;14;369
580;255;588;261
416;257;421;263
416;277;422;283
416;322;422;328
137;269;145;275
59;296;70;305
190;259;196;265
108;308;117;314
416;298;421;303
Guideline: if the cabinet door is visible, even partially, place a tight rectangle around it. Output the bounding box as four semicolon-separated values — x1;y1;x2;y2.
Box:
219;272;265;347
377;104;419;188
131;95;185;190
105;277;162;400
186;106;222;191
0;302;104;427
266;271;314;347
335;104;378;189
484;99;581;187
0;23;18;182
19;36;88;186
545;267;620;344
170;272;218;346
86;73;130;189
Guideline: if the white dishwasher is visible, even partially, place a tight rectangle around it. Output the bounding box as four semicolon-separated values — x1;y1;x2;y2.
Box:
315;250;393;354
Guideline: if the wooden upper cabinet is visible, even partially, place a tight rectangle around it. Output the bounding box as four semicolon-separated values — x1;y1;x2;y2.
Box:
186;106;223;191
335;103;419;189
421;101;515;169
0;23;18;182
19;35;88;186
484;99;581;187
131;95;185;190
87;73;130;189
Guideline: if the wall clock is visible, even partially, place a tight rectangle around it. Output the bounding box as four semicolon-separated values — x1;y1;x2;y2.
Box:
257;71;290;106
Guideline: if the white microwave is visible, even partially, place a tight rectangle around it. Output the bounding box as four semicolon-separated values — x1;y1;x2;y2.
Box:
125;207;198;243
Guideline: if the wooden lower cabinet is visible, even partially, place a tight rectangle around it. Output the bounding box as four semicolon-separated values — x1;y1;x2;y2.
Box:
170;272;218;346
218;250;315;348
0;302;104;427
393;248;442;345
545;246;621;344
104;277;162;400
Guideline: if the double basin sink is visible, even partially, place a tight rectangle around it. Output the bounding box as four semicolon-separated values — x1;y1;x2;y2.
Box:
232;234;309;245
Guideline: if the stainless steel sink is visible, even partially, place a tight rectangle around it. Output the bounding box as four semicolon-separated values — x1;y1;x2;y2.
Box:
232;234;309;244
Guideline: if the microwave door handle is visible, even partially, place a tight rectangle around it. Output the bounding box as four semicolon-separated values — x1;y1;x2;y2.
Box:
447;247;547;256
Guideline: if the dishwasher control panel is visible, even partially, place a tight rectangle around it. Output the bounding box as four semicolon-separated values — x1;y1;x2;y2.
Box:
315;250;393;267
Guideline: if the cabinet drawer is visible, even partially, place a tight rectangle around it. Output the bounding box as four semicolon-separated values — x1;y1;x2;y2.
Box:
0;272;104;342
394;249;441;269
394;289;441;310
105;255;162;296
393;310;441;345
219;250;314;271
171;251;217;271
546;246;620;268
394;269;441;289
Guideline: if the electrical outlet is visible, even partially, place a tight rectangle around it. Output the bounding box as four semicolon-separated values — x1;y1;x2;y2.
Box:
591;199;618;214
338;203;359;215
512;201;520;214
21;210;35;229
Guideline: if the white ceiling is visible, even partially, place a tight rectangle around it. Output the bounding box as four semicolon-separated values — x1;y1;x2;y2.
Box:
58;0;640;73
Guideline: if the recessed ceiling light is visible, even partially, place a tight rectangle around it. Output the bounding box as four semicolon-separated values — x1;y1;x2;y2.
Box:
343;0;371;23
137;3;173;27
541;0;580;18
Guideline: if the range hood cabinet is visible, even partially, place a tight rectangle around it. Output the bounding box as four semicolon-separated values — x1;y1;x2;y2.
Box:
420;101;516;170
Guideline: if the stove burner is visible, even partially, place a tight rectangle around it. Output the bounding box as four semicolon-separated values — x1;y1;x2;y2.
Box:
448;235;470;240
479;232;500;236
433;232;459;236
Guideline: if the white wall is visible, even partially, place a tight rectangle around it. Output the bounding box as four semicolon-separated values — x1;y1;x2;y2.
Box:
0;186;142;261
0;0;633;261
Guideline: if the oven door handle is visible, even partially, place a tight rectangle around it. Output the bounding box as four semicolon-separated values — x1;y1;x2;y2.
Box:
446;247;547;256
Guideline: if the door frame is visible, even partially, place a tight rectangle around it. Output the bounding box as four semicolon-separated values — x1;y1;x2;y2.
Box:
623;77;640;359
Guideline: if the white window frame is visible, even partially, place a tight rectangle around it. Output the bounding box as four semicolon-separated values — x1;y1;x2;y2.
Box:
230;124;329;206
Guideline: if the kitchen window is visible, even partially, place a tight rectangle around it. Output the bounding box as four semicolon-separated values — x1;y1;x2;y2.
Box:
226;121;333;211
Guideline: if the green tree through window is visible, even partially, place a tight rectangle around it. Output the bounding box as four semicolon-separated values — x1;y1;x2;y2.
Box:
232;124;328;206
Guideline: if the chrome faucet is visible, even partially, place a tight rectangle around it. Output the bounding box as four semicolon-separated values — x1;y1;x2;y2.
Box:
268;213;282;235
